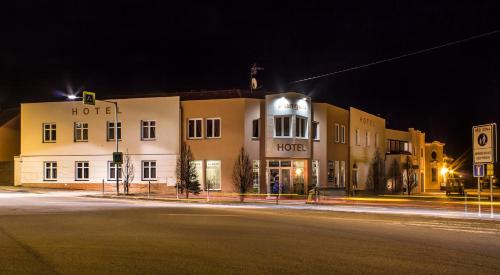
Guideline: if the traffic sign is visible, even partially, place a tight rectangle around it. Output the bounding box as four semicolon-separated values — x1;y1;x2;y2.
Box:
472;123;497;164
83;91;96;105
487;163;494;176
473;164;484;177
113;152;123;164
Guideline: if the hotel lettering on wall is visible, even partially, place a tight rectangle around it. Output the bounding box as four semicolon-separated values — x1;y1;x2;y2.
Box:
71;107;122;116
277;143;307;152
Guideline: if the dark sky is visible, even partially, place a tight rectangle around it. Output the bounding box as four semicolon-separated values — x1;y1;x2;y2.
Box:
1;1;500;161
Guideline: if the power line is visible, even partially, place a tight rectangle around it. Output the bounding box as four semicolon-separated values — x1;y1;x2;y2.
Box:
290;29;500;84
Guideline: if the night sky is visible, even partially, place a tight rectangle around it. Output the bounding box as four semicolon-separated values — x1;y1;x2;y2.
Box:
1;1;500;163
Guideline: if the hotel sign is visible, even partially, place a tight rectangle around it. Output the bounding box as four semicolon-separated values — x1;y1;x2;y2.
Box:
473;123;497;164
277;143;307;152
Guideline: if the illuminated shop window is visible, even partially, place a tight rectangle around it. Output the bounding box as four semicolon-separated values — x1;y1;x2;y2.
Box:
44;162;57;180
142;161;157;180
108;162;122;181
191;160;204;189
74;122;89;142
253;160;260;190
43;123;57;142
340;161;346;188
142;120;156;140
75;161;89;181
206;118;221;138
107;122;122;141
312;160;319;186
188;119;202;139
295;116;308;138
334;160;340;187
206;160;221;190
274;116;291;137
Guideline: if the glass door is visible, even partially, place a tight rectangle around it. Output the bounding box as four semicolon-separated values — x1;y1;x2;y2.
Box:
269;169;279;194
281;169;291;194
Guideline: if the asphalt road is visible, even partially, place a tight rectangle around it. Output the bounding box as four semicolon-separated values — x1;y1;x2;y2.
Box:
0;190;499;275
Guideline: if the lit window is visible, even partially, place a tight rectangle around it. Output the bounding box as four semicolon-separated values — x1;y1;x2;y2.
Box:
44;162;57;180
340;125;346;144
74;122;89;142
75;161;89;180
274;116;291;137
312;121;319;140
107;122;122;141
334;124;340;143
188;119;203;139
43;123;57;142
206;160;221;190
295;116;307;138
334;160;340;187
252;119;260;139
142;161;157;180
206;118;221;138
108;162;122;181
142;120;156;140
253;160;260;190
191;160;204;189
340;161;346;188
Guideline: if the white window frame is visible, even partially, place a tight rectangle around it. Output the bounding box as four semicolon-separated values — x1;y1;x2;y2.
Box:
252;119;260;139
355;128;360;145
141;120;157;140
295;116;308;139
142;161;157;181
43;123;57;143
312;121;320;141
75;161;89;181
334;123;340;143
187;118;203;139
44;161;57;181
274;115;292;138
108;161;122;181
107;121;122;141
205;118;221;139
340;125;346;144
74;122;89;142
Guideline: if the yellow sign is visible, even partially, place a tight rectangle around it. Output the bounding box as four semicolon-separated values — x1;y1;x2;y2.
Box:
82;91;96;105
487;163;494;176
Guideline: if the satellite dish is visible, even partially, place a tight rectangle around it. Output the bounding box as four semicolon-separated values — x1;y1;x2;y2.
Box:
251;78;258;90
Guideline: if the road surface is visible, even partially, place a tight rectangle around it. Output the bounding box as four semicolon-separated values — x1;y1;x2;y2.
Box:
0;189;499;274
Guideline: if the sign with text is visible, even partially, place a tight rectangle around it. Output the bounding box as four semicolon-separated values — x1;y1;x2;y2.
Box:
473;123;497;164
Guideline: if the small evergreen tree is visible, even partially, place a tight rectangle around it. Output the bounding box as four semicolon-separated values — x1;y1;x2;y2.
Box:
176;142;201;198
232;147;253;202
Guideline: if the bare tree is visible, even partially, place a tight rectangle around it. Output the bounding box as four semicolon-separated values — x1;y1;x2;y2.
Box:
388;159;403;193
122;150;134;195
176;142;200;199
404;156;417;195
232;147;253;202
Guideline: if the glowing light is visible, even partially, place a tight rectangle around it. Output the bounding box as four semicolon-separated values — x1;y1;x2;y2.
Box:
67;94;78;100
440;167;449;176
295;168;303;176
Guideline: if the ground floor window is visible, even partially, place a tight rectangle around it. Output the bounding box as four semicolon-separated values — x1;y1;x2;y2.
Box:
334;160;340;187
206;160;221;190
108;162;122;181
312;160;319;187
340;161;346;188
75;161;89;180
44;161;57;180
191;160;204;189
142;161;157;180
431;168;437;182
252;160;260;191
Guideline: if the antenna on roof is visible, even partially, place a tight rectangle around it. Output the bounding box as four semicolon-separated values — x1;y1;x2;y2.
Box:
250;63;264;93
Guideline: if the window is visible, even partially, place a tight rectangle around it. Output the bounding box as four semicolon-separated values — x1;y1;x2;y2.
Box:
421;148;424;158
340;125;346;144
355;129;360;145
142;161;157;180
206;160;221;190
295;116;307;138
312;160;319;186
107;122;122;141
334;124;340;143
334;160;340;187
75;161;89;181
74;122;89;142
142;120;156;140
431;168;437;182
253;160;260;190
191;160;204;189
43;123;56;142
366;131;370;147
340;161;346;188
312;121;319;140
108;162;122;181
44;162;57;180
206;118;221;138
375;133;379;148
252;119;260;139
187;119;202;139
274;116;291;137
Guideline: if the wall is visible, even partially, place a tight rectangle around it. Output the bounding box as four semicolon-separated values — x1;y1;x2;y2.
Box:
0;113;20;185
425;141;445;191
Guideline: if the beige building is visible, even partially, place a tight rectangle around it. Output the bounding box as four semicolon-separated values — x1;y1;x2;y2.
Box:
0;108;20;185
424;141;446;192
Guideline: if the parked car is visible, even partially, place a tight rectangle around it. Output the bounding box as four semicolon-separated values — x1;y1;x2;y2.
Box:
445;177;465;196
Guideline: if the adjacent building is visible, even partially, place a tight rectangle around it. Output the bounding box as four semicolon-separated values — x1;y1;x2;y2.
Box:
0;108;20;185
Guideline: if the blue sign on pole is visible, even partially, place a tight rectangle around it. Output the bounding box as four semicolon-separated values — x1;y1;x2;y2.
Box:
473;164;485;177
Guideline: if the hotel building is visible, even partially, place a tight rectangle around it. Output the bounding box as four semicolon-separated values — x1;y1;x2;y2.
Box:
13;90;445;195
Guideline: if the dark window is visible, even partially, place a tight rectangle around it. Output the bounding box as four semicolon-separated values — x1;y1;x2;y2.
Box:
206;118;221;138
431;168;437;182
312;121;319;140
252;119;259;139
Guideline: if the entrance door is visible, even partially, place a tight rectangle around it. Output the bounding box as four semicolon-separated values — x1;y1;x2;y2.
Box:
281;169;291;193
269;169;279;194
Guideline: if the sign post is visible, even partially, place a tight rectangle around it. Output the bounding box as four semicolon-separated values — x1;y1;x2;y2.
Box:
473;123;497;218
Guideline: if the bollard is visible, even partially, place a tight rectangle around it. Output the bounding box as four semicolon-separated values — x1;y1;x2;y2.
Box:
148;181;151;198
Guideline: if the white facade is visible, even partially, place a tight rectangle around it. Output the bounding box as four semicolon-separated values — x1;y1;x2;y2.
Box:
18;97;180;187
